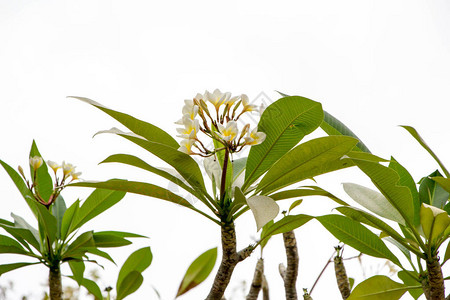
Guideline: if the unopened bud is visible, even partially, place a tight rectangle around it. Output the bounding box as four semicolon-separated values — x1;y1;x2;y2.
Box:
29;156;43;170
18;165;25;178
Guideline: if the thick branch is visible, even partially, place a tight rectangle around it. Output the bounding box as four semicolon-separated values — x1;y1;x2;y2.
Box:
334;254;351;299
49;265;62;300
206;222;254;300
246;258;264;300
426;253;445;300
262;275;270;300
282;230;299;300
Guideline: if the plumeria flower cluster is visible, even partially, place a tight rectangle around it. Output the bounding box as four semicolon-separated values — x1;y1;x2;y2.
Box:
176;89;266;156
18;156;81;207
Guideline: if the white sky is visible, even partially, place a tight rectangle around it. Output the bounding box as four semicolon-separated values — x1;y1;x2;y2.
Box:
1;0;450;299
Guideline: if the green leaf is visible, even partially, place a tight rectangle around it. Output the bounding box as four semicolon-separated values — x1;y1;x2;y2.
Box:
260;220;274;250
79;277;103;300
69;260;85;286
321;111;371;153
232;157;247;181
176;247;217;297
0;234;29;255
420;203;450;245
269;186;348;206
34;202;57;245
93;233;132;248
71;189;126;232
444;241;450;264
100;154;199;198
389;158;420;226
316;215;401;266
0;159;39;218
52;195;66;239
260;214;313;242
432;176;450;195
69;96;179;148
397;271;422;300
244;96;324;190
11;213;40;249
63;231;95;258
0;223;39;252
117;247;152;293
0;262;39;276
117;271;143;300
347;275;411;300
230;187;246;216
93;231;147;239
29;140;53;203
343;183;405;225
401;125;450;178
288;199;303;213
95;128;206;194
60;199;80;240
419;170;449;209
349;277;355;290
86;247;116;264
350;159;415;227
257;136;358;194
71;179;194;210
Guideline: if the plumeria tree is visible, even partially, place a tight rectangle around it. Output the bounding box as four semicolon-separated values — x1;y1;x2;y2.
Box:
69;91;379;299
0;141;151;300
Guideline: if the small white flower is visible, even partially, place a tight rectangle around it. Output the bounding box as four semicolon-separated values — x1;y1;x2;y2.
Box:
71;172;82;180
203;156;222;188
47;160;60;173
181;100;199;120
241;94;257;112
62;161;76;177
204;89;231;110
176;117;200;139
244;128;266;145
29;156;43;170
217;121;239;142
178;139;196;155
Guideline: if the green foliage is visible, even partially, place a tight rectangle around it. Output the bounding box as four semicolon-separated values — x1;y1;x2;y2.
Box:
347;275;413;300
176;247;217;297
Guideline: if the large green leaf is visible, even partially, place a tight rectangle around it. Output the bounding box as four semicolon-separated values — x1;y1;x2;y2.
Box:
70;189;126;232
29;140;53;203
347;275;413;300
95;128;206;193
0;223;39;252
257;136;358;194
52;195;66;239
117;271;144;300
68;260;85;286
401;126;450;177
60;199;80;240
116;247;152;293
350;159;415;227
419;170;449;209
93;231;147;239
93;233;132;248
316;215;401;266
0;262;39;276
388;158;420;226
78;277;103;300
176;247;217;297
397;271;422;300
0;234;29;255
63;231;95;258
420;204;450;245
260;214;313;243
71;179;194;210
34;202;57;245
69;96;179;148
269;186;348;206
0;159;39;218
343;183;405;225
11;213;40;249
321;111;371;153
86;247;116;264
432;176;450;195
244;96;324;190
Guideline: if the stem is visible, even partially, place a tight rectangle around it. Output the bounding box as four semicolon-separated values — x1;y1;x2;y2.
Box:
282;231;299;300
49;264;62;300
206;221;253;300
334;254;351;299
426;252;445;300
246;258;264;300
220;148;230;204
262;275;270;300
310;249;336;294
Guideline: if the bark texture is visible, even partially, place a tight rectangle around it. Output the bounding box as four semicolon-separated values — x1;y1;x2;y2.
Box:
206;222;253;300
334;255;351;299
246;258;264;300
49;266;62;300
262;275;270;300
426;254;445;300
282;231;299;300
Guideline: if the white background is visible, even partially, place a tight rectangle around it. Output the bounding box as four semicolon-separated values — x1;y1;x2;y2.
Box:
1;1;450;299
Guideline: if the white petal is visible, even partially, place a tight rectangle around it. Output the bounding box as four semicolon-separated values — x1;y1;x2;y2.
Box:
246;195;279;231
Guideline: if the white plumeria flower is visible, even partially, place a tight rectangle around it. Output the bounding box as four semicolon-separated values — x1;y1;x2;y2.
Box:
71;172;82;181
62;161;76;177
176;117;199;139
47;160;60;173
178;139;196;155
204;89;231;110
203;156;222;188
217;121;239;142
241;94;257;112
29;156;43;170
182;99;199;120
245;128;266;145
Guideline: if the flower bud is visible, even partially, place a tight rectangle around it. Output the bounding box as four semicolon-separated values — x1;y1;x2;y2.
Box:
29;156;43;170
